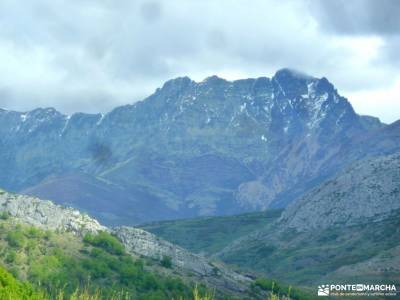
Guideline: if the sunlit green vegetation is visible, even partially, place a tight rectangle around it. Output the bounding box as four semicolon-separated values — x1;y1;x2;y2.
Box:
1;265;218;300
0;217;318;299
251;278;318;300
0;219;195;299
0;264;46;299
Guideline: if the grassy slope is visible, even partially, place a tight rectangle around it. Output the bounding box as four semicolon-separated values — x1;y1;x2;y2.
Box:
219;211;400;286
2;216;296;300
140;209;282;255
0;265;222;300
0;217;199;300
0;211;323;299
141;208;400;291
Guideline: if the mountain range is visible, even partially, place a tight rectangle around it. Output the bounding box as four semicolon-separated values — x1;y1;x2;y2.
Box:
0;68;398;225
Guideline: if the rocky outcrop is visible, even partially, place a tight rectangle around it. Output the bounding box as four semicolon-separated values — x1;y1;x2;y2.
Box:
113;226;250;292
279;153;400;231
114;226;214;275
0;190;106;235
0;189;251;294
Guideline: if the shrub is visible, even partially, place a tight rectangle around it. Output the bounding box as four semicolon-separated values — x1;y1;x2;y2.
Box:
253;277;316;300
5;251;17;263
6;231;26;248
0;265;44;300
160;255;172;268
253;278;277;291
0;211;10;220
27;227;43;238
84;232;124;255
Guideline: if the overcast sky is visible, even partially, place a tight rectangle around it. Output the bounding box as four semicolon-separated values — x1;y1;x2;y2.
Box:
0;0;399;123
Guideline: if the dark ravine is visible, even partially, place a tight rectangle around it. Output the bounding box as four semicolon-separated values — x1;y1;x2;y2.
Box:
1;69;396;225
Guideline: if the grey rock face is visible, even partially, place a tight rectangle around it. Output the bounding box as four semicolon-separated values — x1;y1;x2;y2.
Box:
114;226;214;275
279;153;400;231
0;190;106;235
236;181;272;209
114;226;251;292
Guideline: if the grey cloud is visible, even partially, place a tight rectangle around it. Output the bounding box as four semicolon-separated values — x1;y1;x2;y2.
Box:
0;0;398;122
140;1;163;23
312;0;400;35
379;36;400;67
310;0;400;72
311;0;400;77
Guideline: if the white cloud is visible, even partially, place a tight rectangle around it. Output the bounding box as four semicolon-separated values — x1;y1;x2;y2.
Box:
345;78;400;124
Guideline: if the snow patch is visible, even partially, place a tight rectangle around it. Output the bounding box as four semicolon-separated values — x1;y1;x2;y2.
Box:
307;92;329;129
96;113;105;126
20;114;28;122
307;82;315;95
275;79;286;97
60;115;71;136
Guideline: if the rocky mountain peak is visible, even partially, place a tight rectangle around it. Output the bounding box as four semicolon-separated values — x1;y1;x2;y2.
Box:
158;76;194;97
272;68;315;98
314;77;335;94
201;75;230;85
274;68;315;81
252;76;271;90
0;69;389;224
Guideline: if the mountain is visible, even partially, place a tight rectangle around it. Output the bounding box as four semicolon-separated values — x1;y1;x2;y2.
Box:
141;154;400;286
279;153;400;231
218;154;400;285
0;189;256;299
0;68;395;224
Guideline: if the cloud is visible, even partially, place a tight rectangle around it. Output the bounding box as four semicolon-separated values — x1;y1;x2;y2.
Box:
0;0;398;123
347;79;400;124
312;0;400;36
311;0;400;73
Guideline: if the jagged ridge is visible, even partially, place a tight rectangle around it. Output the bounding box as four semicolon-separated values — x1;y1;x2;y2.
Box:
0;69;392;224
